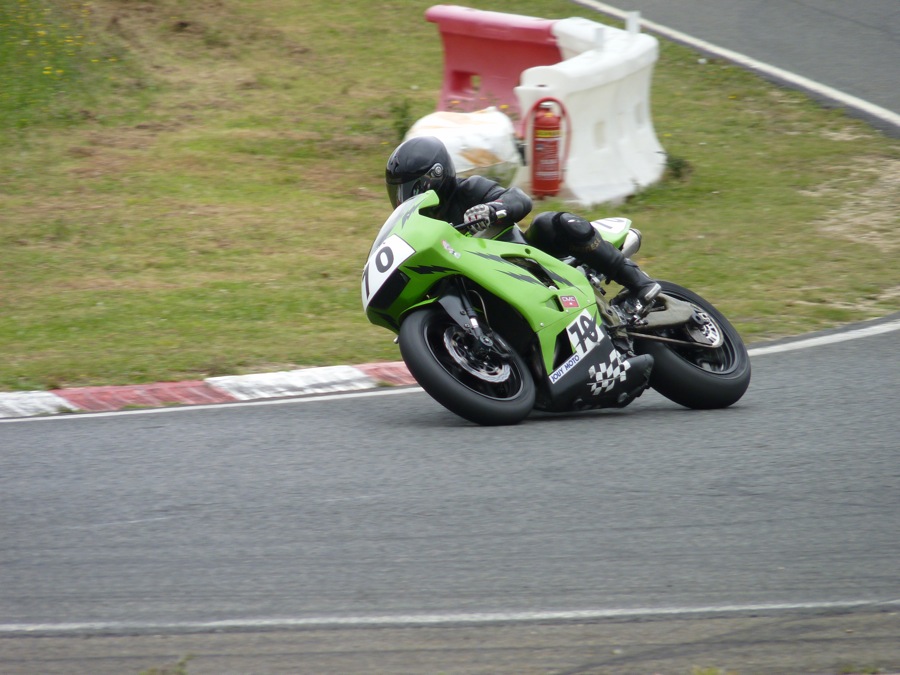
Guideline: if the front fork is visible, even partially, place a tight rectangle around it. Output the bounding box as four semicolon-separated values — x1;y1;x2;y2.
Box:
436;278;505;358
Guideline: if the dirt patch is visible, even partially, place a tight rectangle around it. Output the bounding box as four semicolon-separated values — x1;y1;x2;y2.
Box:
804;157;900;251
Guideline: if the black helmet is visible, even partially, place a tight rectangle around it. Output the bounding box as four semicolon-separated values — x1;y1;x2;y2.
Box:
385;136;456;209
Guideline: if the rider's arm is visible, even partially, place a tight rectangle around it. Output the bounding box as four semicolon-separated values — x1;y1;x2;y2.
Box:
481;185;532;225
456;176;533;225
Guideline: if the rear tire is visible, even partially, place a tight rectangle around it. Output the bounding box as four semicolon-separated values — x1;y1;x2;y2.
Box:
633;281;751;409
399;305;536;425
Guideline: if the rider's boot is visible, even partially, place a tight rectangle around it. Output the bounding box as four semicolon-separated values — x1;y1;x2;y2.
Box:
610;259;662;318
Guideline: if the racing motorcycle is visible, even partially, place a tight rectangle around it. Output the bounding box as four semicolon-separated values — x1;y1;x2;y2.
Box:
361;190;750;425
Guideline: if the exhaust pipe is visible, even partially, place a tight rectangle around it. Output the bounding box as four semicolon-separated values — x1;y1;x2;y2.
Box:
621;228;642;258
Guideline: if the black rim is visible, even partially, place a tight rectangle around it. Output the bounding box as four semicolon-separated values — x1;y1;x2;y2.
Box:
422;316;527;401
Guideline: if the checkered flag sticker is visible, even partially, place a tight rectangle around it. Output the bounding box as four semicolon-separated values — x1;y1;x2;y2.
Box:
588;351;631;395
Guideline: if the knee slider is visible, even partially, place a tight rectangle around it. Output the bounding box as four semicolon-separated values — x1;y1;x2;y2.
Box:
525;212;563;256
553;212;595;243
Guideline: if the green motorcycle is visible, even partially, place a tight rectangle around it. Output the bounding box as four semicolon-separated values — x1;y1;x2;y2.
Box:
362;190;751;425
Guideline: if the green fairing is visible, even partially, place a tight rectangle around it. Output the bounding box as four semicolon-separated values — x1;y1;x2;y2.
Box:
362;191;605;375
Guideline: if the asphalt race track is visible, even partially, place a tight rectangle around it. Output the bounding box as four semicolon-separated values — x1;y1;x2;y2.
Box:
579;0;900;133
1;318;898;674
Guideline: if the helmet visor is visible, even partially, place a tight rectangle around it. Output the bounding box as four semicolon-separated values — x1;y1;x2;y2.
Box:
388;176;435;208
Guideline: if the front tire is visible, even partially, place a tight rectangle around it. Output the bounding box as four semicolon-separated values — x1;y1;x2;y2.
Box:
633;281;751;409
399;305;536;425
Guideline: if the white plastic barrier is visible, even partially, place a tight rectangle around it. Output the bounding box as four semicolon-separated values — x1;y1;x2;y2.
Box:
514;15;666;206
404;107;523;187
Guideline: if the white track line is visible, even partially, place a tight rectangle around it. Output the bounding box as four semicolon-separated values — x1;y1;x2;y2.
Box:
748;319;900;356
574;0;900;132
2;599;899;635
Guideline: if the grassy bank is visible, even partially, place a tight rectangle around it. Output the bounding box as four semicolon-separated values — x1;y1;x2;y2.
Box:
1;0;898;391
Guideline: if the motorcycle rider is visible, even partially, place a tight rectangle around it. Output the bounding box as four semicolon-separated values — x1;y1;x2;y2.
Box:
385;135;661;316
385;135;657;402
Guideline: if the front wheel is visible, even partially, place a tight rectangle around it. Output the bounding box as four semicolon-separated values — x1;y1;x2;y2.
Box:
633;281;751;409
399;305;536;425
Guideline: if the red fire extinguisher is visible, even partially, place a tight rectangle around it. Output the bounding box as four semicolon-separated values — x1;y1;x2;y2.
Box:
529;97;569;198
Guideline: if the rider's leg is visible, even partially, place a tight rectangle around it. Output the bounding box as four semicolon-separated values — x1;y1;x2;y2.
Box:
527;212;661;313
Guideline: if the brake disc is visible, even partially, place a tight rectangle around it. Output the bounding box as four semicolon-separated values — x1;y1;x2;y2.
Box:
443;328;511;383
687;311;724;348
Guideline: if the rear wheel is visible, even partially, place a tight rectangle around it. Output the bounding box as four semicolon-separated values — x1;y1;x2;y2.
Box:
399;305;535;425
633;281;751;409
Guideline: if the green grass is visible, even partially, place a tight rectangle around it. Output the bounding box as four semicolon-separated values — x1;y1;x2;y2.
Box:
0;0;142;131
1;0;898;391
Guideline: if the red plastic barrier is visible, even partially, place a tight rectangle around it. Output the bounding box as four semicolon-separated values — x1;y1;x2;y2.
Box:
425;5;561;136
